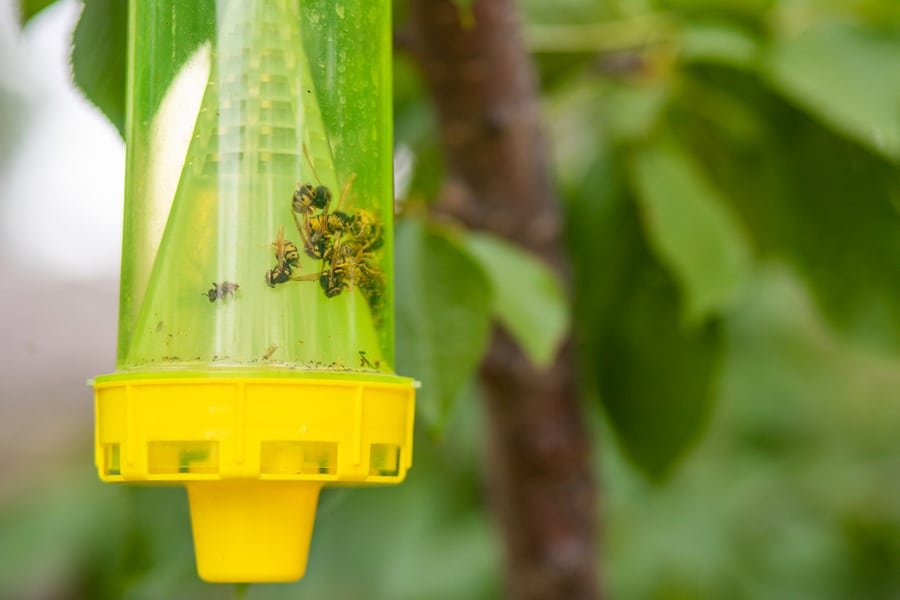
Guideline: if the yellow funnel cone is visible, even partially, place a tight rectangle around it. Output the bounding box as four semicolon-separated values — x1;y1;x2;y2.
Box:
187;481;322;582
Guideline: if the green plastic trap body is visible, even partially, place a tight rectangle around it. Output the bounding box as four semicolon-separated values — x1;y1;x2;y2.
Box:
93;0;415;582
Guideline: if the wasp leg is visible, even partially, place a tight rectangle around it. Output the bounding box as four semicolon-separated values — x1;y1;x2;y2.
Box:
290;272;321;282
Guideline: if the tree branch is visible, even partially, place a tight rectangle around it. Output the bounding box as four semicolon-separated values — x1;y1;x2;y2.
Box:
407;1;600;597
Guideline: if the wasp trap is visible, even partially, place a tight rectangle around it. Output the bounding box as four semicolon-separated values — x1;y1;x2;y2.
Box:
93;0;415;583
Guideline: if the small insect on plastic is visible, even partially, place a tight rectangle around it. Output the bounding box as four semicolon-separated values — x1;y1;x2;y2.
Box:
203;281;240;302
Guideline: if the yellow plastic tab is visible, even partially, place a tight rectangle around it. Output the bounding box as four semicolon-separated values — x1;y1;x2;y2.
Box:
94;375;415;582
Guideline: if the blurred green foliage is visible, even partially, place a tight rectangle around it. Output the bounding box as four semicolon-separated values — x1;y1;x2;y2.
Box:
460;230;569;368
534;0;900;475
395;219;493;431
6;0;900;597
70;0;127;137
16;0;57;24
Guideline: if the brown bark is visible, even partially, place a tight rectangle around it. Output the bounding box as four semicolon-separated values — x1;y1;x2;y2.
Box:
407;1;600;598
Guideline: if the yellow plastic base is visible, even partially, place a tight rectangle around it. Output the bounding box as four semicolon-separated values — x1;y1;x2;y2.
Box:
187;481;322;582
94;375;415;582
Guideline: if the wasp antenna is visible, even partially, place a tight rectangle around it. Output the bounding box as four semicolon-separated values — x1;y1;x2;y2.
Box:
274;225;286;271
302;142;322;184
291;210;307;240
336;173;357;211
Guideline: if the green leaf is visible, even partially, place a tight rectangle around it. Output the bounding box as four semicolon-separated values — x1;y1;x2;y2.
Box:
770;117;900;353
678;21;761;68
568;154;724;479
0;471;127;594
17;0;59;25
668;66;900;353
460;232;569;368
71;0;128;138
766;23;900;162
629;140;752;325
596;253;725;481
395;219;493;432
660;0;775;17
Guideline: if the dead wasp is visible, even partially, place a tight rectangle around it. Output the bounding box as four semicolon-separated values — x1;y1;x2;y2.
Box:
291;144;358;260
265;225;301;288
317;242;385;310
310;214;385;311
358;265;386;318
322;209;385;312
265;263;293;287
308;210;352;239
298;209;350;260
293;255;349;297
318;269;346;298
287;146;386;318
271;224;301;270
314;207;380;292
291;182;332;259
292;182;331;214
295;177;356;260
291;145;332;213
204;281;240;302
321;200;383;271
347;209;383;251
291;145;333;258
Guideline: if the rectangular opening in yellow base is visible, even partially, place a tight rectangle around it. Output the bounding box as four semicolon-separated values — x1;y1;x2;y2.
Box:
148;441;219;474
260;441;337;475
104;443;121;476
369;444;400;477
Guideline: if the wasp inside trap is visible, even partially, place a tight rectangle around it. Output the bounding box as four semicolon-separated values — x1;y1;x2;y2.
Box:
93;0;414;582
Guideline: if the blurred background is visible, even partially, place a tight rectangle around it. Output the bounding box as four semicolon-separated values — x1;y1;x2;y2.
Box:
1;0;899;598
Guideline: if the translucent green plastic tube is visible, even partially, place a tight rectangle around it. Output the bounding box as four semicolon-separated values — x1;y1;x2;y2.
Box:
117;0;395;376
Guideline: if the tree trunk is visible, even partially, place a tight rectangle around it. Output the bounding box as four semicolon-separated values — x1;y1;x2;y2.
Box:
406;1;600;598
